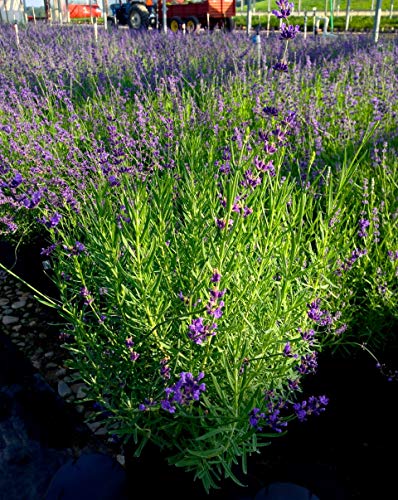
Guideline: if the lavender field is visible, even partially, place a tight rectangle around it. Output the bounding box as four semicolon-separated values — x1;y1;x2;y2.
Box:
1;17;398;494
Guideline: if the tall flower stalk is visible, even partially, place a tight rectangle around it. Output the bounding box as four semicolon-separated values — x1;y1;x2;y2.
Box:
272;0;300;72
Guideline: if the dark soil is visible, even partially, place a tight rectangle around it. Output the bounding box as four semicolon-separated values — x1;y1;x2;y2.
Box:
1;240;398;499
122;345;398;500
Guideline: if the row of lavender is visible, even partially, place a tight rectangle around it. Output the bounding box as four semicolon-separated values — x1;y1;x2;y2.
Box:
1;9;397;492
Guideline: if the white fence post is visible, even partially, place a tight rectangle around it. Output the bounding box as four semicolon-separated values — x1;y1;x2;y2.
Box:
312;8;317;36
246;0;252;36
345;0;351;32
373;0;382;42
303;10;307;39
103;0;108;29
13;20;19;48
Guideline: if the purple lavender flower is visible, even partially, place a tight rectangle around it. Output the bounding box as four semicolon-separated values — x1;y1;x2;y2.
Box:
10;172;23;188
263;106;279;116
138;398;157;411
74;241;86;254
243;206;253;217
161;372;206;413
272;0;294;19
307;298;333;326
272;62;289;73
337;248;367;274
160;358;171;380
388;250;398;261
23;190;42;209
293;395;329;422
108;175;120;187
241;169;262;189
254;157;276;176
287;378;300;391
187;317;217;344
334;323;347;335
280;23;300;40
250;392;289;433
358;218;370;238
40;243;58;256
125;337;140;361
211;270;221;283
80;287;94;305
215;218;233;230
298;328;315;344
43;212;62;229
249;407;266;431
329;209;341;228
295;352;318;375
0;216;18;233
283;342;293;357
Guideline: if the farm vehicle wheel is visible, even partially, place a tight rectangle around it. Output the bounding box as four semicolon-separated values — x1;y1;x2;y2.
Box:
128;4;150;30
185;16;200;33
169;16;182;32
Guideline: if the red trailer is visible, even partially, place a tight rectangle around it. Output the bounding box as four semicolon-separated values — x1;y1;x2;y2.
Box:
159;0;236;32
109;0;236;32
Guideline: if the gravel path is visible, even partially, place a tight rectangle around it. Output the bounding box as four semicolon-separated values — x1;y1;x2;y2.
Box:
0;268;126;499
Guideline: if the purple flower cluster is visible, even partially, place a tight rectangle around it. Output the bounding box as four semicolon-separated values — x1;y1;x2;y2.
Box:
358;218;370;238
307;299;345;335
272;1;300;72
188;317;217;345
138;398;157;412
249;389;329;432
272;0;294;19
80;286;94;306
125;337;140;362
388;250;398;261
376;362;398;383
279;23;300;41
61;240;87;257
295;352;318;375
292;395;329;422
187;271;226;345
161;371;206;414
298;327;315;345
160;357;171;380
254;157;276;177
39;212;62;229
282;341;298;358
272;62;289;73
336;248;367;275
215;217;234;231
249;396;287;434
307;298;333;326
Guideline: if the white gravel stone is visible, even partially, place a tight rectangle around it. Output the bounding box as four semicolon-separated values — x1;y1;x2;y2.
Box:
71;383;89;399
11;300;27;309
57;380;72;398
86;421;102;432
94;427;108;436
2;315;19;325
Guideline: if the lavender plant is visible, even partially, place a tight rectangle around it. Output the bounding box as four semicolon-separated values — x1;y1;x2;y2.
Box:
0;6;398;492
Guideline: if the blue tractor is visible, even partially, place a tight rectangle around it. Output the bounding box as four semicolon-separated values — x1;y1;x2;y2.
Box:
108;1;157;30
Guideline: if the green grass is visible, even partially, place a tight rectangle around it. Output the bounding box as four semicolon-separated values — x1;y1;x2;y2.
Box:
243;0;395;12
235;12;398;30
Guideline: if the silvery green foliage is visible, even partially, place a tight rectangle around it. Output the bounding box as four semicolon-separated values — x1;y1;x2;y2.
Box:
0;14;397;491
